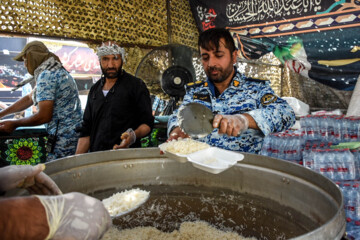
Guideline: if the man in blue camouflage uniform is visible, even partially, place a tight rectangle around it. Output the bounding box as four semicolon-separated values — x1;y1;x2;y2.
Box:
167;28;295;153
0;41;82;161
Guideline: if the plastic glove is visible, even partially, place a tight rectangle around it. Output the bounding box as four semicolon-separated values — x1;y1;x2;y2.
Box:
36;192;112;240
113;128;136;149
0;164;62;195
167;126;190;142
213;114;249;136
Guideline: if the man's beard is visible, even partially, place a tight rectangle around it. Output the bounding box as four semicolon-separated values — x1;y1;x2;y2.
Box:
101;64;122;79
206;65;234;83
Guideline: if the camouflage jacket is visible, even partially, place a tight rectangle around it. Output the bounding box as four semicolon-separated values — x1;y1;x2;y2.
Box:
167;68;296;153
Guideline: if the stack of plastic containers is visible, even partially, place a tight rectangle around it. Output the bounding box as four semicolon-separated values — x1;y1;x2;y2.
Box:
305;148;356;180
337;180;360;239
300;115;360;143
260;114;360;238
260;131;304;164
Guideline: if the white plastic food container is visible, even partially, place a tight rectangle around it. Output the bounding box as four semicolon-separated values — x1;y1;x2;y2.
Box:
187;147;244;174
160;150;189;163
158;139;210;163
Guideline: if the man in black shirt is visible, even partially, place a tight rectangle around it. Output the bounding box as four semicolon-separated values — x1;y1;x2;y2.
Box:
75;42;154;153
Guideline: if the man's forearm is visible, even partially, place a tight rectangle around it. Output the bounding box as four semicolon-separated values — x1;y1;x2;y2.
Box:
10;113;50;129
0;94;33;119
75;136;91;154
12;99;54;128
134;124;151;140
0;196;49;240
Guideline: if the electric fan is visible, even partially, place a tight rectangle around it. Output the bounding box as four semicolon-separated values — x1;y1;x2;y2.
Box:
135;44;204;115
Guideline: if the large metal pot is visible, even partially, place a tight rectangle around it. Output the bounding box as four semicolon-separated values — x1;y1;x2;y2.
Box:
14;148;346;239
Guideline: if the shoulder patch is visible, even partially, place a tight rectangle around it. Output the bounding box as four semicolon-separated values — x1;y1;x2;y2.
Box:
233;80;240;87
261;93;278;105
193;93;211;102
186;81;205;88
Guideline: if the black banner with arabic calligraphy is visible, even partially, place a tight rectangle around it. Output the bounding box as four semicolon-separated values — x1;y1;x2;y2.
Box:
189;0;360;91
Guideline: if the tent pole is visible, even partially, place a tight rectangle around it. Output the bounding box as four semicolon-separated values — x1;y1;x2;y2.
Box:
346;75;360;116
166;0;172;44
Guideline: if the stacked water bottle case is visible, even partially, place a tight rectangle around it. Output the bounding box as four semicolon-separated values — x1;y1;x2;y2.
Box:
260;114;360;239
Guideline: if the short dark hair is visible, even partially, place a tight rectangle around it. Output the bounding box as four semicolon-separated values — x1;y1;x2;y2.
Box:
198;28;236;53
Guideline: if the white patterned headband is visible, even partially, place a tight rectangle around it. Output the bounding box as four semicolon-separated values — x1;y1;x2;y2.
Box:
96;42;126;61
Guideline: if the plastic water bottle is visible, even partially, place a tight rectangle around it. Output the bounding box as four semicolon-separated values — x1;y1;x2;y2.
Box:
314;150;327;177
313;149;320;173
356;150;360;179
343;183;352;217
333;117;343;144
343;117;351;142
261;135;272;157
275;134;284;160
320;116;328;140
339;149;356;180
352;183;360;222
278;134;287;160
334;149;344;181
337;181;345;206
293;134;302;161
350;118;358;141
303;147;311;169
344;149;354;180
314;115;321;139
356;117;360;141
327;115;335;142
348;183;358;220
320;150;328;178
300;116;306;136
325;149;335;180
346;149;356;180
346;218;355;232
351;149;360;179
305;115;315;140
287;134;297;161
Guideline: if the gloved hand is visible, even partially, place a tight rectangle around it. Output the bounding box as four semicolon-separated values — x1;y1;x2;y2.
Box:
167;126;190;142
213;114;249;136
36;192;112;240
113;128;136;149
0;164;62;195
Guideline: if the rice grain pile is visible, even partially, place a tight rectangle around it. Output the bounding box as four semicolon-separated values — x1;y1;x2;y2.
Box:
159;138;210;155
101;221;257;240
102;188;149;217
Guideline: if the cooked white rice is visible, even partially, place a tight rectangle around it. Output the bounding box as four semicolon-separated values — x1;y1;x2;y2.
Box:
159;138;209;155
102;188;149;216
101;221;257;240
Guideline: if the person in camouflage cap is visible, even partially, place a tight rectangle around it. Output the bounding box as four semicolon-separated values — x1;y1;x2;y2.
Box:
0;41;82;161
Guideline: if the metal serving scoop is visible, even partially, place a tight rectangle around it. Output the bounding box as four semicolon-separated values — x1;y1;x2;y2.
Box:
178;102;214;138
111;194;149;218
103;190;150;218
